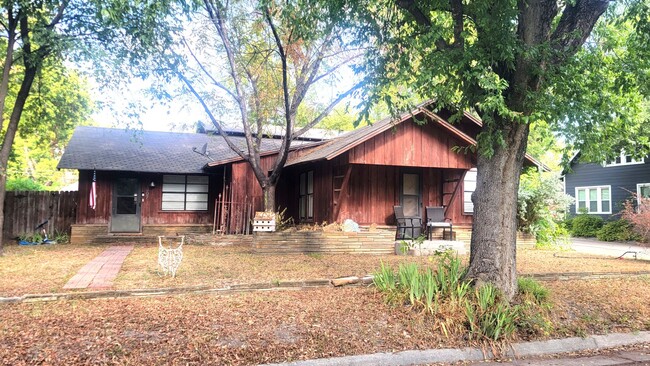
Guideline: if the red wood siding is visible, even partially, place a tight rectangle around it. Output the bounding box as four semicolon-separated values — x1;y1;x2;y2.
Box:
347;118;475;169
77;170;221;226
281;162;473;226
229;156;276;212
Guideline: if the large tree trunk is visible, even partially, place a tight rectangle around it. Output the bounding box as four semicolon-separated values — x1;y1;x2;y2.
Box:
262;184;276;212
466;121;530;301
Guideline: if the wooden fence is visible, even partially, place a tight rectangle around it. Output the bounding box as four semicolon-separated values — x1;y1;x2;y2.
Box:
3;190;77;241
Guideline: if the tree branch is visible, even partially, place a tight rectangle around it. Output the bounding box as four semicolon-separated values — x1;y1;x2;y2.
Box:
395;0;432;27
264;5;293;175
204;0;262;173
176;70;250;163
181;37;238;101
293;80;364;138
47;0;69;30
549;0;610;64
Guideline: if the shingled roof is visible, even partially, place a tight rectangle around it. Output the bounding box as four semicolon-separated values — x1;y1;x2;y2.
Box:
57;126;318;174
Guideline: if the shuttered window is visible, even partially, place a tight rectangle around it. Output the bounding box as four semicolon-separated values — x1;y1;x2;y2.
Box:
162;175;209;211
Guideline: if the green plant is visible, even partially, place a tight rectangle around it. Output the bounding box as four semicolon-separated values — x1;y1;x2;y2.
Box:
53;231;70;244
596;219;640;242
571;214;604;237
517;277;550;305
517;170;574;246
373;261;397;293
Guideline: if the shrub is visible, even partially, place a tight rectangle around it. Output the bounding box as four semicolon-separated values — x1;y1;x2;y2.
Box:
571;214;604;237
596;219;640;242
517;170;573;246
621;196;650;242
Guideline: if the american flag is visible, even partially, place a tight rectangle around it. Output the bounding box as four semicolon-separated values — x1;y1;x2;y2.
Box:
89;170;97;210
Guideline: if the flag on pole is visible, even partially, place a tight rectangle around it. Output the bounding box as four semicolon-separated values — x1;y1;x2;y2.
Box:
89;170;97;210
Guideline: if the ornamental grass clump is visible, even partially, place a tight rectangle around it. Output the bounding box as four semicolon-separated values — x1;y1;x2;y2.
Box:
373;256;553;343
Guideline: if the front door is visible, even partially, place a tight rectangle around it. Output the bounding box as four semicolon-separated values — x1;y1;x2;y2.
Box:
401;172;421;217
110;178;141;232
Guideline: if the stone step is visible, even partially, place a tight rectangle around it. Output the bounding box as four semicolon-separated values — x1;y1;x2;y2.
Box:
93;235;158;245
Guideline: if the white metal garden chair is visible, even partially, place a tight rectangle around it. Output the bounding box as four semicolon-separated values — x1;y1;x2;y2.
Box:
158;235;184;277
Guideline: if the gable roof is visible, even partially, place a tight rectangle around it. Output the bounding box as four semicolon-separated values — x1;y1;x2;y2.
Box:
57;126;319;174
285;106;547;170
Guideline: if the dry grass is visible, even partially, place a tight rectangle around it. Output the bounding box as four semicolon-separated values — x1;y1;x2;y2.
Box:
1;278;649;365
0;243;648;296
0;245;104;296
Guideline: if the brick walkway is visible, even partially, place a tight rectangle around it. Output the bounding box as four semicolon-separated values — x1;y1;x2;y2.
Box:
63;245;134;290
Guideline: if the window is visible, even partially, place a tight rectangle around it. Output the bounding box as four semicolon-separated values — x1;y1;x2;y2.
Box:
575;186;611;214
299;171;313;221
463;168;477;214
638;183;650;208
401;173;420;217
604;152;645;167
162;175;209;211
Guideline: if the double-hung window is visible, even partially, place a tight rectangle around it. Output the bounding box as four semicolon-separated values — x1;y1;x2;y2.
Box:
575;186;611;214
162;175;209;211
299;171;313;221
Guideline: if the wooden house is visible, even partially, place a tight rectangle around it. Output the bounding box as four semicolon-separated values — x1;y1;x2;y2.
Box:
58;103;543;244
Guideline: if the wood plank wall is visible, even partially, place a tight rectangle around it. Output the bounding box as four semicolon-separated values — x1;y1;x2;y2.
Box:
3;191;77;240
77;170;222;226
347;118;474;169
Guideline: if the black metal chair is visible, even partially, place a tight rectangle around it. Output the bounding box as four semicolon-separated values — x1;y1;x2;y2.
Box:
394;205;422;240
426;206;453;240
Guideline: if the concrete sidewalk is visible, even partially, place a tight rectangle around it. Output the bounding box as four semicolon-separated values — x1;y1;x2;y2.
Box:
570;238;650;261
262;332;650;366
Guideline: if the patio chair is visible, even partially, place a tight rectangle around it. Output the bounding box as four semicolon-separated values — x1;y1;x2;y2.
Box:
426;206;453;240
393;205;422;240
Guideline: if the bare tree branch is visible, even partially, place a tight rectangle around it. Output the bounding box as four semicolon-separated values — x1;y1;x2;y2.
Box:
176;70;250;163
181;37;238;101
204;0;263;175
264;5;293;178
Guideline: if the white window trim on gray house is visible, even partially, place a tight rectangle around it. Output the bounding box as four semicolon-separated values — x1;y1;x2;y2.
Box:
637;183;650;206
575;185;612;214
603;152;645;167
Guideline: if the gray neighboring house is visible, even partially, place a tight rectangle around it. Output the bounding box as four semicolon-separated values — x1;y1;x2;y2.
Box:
564;152;650;219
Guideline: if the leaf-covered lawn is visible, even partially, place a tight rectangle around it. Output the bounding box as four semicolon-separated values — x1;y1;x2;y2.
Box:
0;245;104;296
0;243;648;296
1;278;649;365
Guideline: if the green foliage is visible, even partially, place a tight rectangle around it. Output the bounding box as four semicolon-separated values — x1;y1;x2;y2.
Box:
6;61;93;189
6;178;45;191
517;170;573;246
373;257;552;342
571;214;604;237
597;219;641;242
517;277;550;306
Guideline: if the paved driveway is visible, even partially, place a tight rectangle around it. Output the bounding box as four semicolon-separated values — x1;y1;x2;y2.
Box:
570;237;650;261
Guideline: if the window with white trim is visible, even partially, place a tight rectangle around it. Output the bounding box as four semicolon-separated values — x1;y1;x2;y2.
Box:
638;183;650;208
604;152;644;167
575;186;611;214
463;168;477;214
162;175;209;211
299;171;313;221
